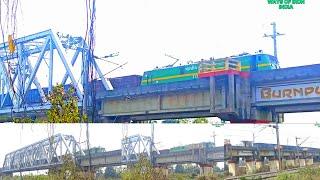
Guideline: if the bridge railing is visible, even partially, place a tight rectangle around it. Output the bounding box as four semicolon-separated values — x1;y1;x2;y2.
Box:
199;58;241;75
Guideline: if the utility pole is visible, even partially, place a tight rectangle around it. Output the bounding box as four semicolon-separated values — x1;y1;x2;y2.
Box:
264;22;284;65
212;131;216;147
275;123;281;170
150;122;155;166
296;137;300;165
252;133;255;145
269;123;281;170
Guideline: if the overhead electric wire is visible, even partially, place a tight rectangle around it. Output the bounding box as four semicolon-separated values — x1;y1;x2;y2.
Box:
83;0;97;173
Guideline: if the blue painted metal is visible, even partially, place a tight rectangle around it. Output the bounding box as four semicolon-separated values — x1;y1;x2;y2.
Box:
0;29;113;116
97;78;210;99
48;37;54;92
50;32;83;98
254;143;320;153
95;63;320;122
251;64;320;83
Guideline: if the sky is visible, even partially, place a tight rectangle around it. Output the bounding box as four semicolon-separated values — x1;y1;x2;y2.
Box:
3;0;320;78
0;0;320;172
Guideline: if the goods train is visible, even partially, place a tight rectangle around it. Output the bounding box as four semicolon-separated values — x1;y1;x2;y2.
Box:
1;52;278;108
169;142;215;153
75;146;106;156
141;53;278;85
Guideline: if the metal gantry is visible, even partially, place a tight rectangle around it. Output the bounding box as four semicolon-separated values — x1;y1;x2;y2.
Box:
2;134;83;174
121;134;159;164
0;29;113;115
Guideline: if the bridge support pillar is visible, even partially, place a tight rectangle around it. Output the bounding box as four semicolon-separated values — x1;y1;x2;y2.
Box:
269;159;280;172
209;76;216;113
245;160;255;174
227;74;235;111
199;164;212;176
285;159;295;168
299;159;306;167
306;158;313;166
227;161;237;176
255;160;262;171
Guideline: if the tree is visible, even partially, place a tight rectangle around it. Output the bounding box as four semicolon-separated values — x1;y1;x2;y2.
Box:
193;117;208;124
175;164;185;173
104;166;119;178
48;155;94;180
46;84;82;123
121;156;167;180
184;164;200;175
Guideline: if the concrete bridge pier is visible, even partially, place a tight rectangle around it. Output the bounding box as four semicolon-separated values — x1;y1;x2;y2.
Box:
245;160;255;174
269;159;280;172
299;159;306;167
306;158;313;166
285;159;295;168
227;160;237;176
199;164;213;176
255;160;262;171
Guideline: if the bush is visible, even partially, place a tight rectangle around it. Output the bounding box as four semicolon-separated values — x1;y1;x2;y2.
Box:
197;173;220;180
121;156;167;180
277;167;320;180
277;173;296;180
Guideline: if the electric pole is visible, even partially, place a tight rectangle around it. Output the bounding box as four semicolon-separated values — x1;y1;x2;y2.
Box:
264;22;284;64
275;123;281;170
150;122;155;166
264;22;284;59
269;123;281;170
296;137;300;164
212;131;216;147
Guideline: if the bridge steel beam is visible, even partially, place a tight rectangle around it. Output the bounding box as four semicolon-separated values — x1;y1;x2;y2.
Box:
0;30;113;119
98;75;261;122
251;64;320;122
1;134;83;174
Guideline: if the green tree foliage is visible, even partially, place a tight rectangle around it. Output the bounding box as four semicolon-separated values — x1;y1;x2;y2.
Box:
13;117;34;123
178;119;191;123
48;155;94;180
175;164;185;173
193;117;208;123
104;166;119;178
197;173;221;180
121;156;167;180
46;84;82;123
174;164;200;175
213;166;223;173
162;118;211;123
276;167;320;180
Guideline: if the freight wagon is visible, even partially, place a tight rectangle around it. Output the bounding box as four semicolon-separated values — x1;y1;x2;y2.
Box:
169;142;215;153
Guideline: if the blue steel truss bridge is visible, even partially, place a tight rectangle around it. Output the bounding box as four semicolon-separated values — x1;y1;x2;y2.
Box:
0;29;112;121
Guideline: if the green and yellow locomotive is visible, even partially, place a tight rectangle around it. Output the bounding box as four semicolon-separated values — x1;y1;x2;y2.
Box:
141;53;278;85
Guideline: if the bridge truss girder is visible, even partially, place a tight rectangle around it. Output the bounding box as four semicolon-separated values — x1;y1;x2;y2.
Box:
0;29;113;115
2;134;83;174
121;134;159;164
